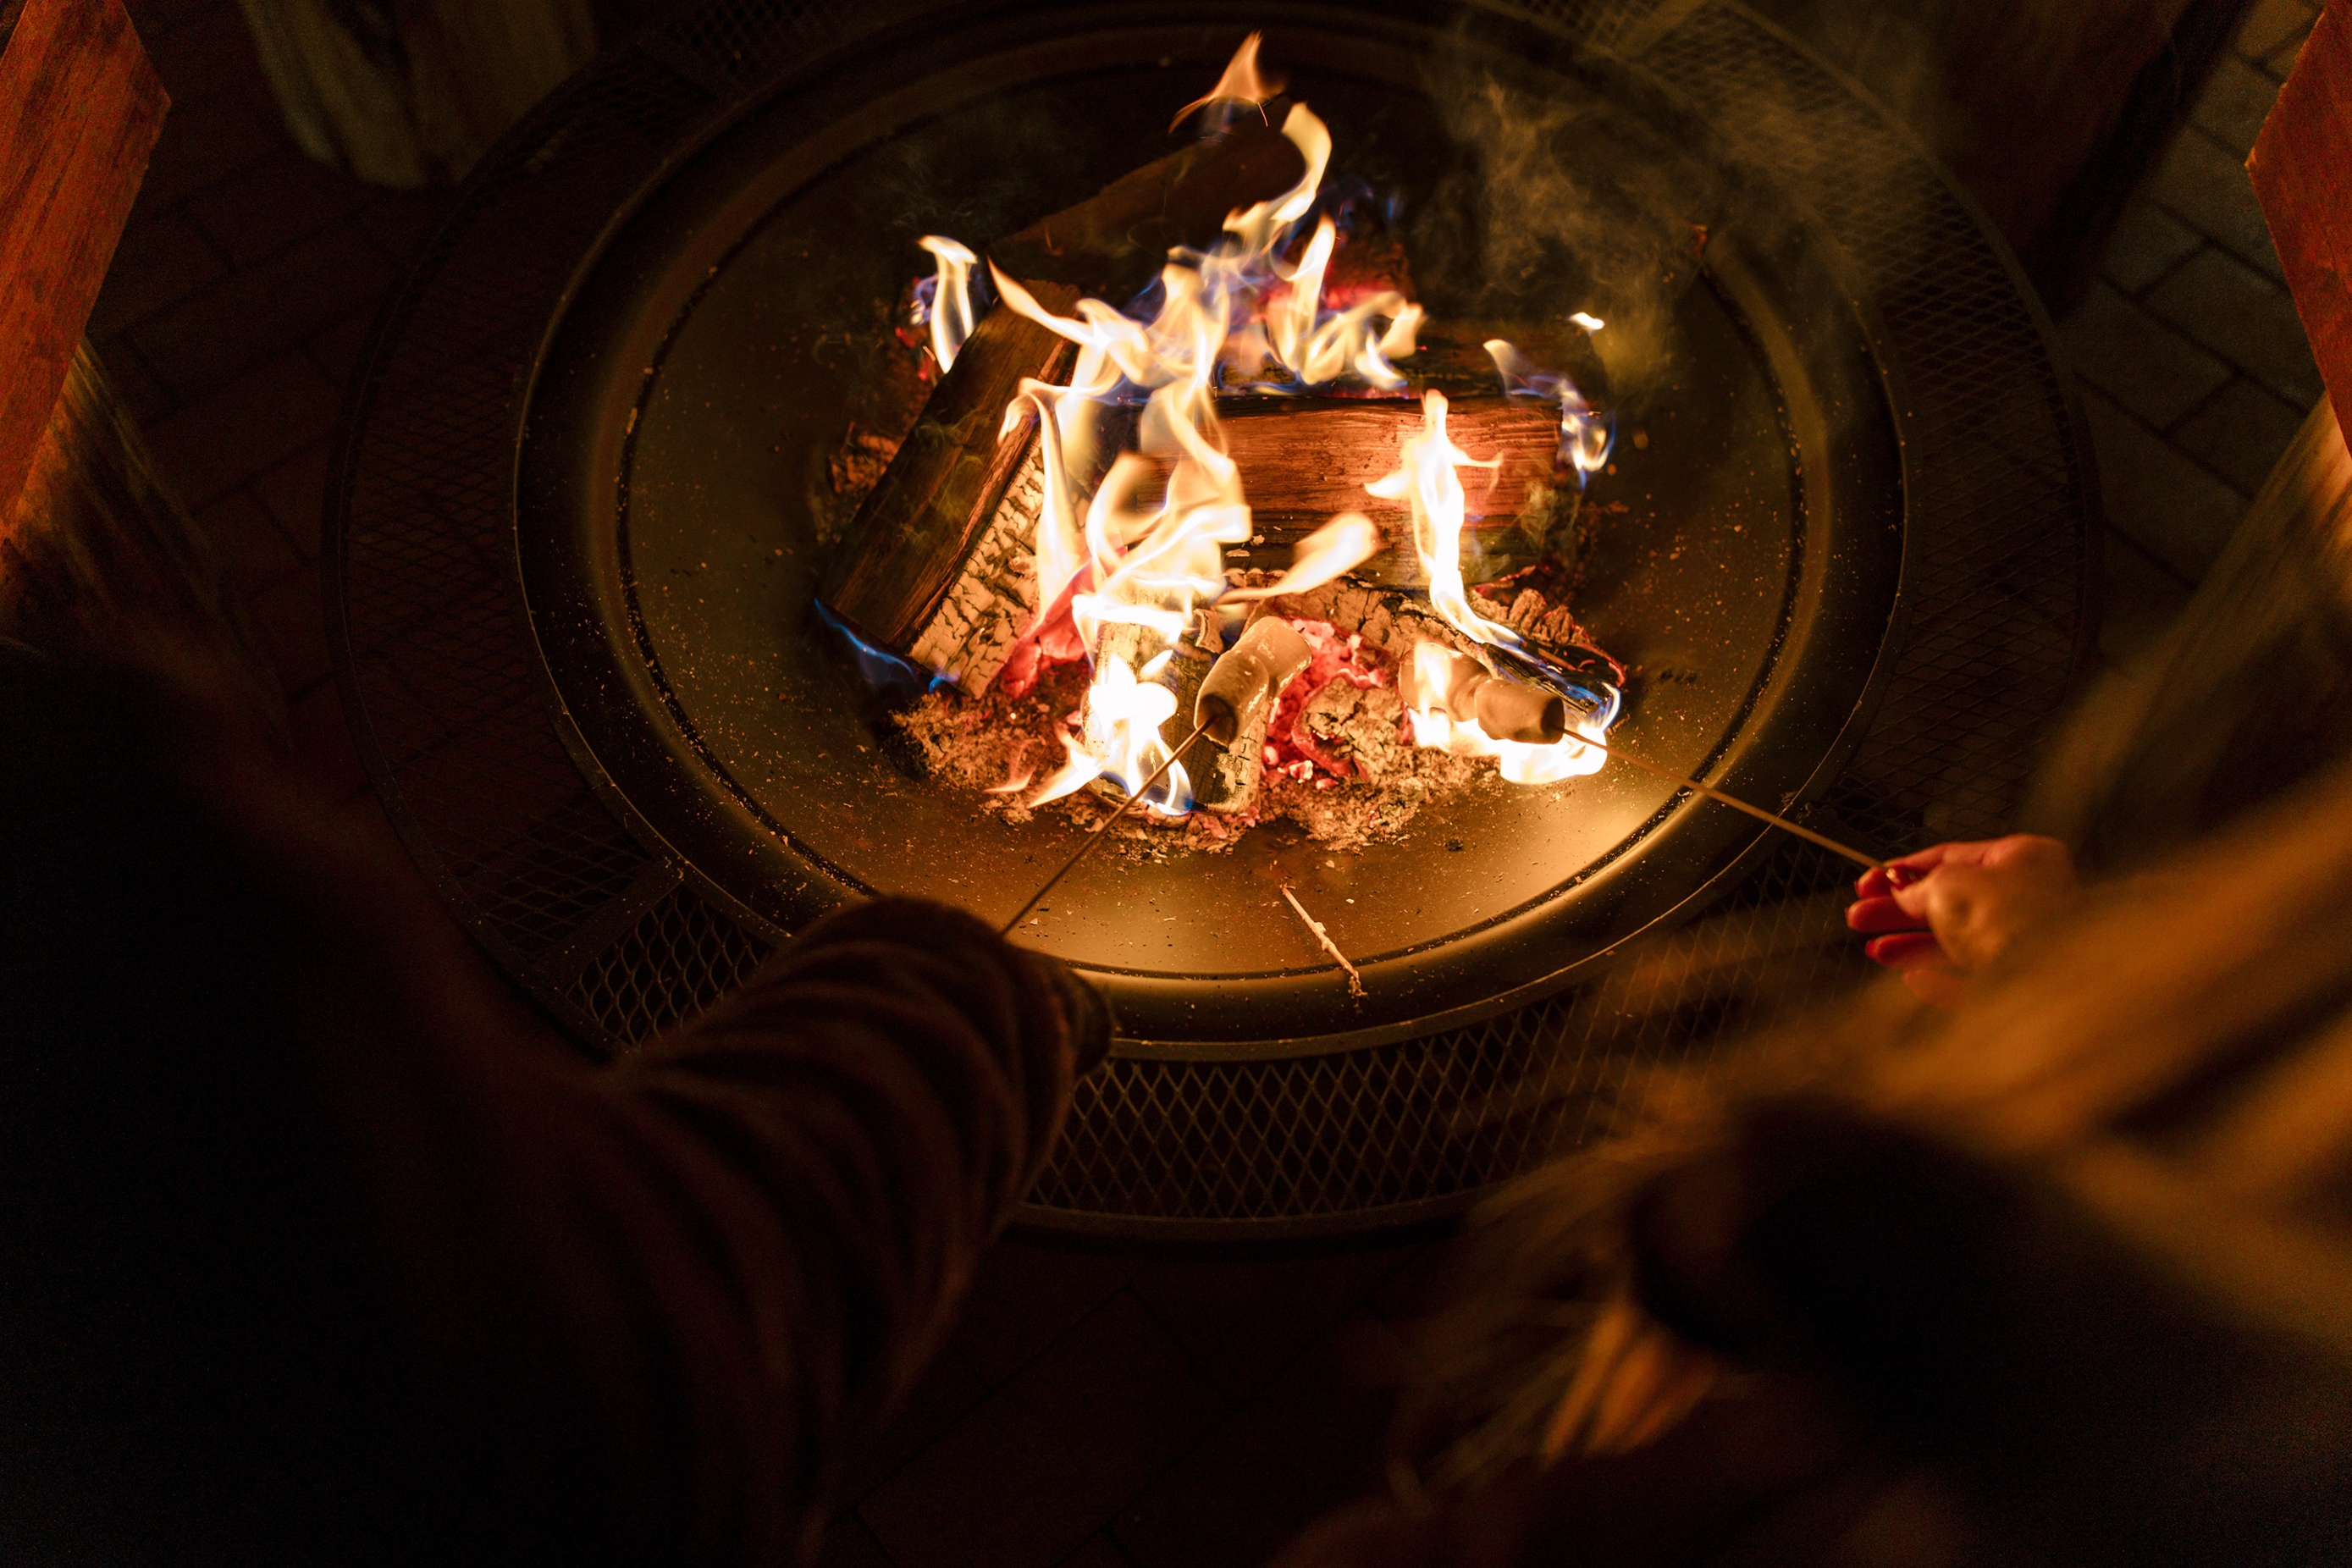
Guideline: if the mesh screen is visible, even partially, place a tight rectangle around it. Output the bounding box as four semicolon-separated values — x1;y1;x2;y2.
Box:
564;883;777;1048
1035;838;1871;1229
330;0;2093;1238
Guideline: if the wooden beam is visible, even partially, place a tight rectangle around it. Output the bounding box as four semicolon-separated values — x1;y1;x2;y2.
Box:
0;0;167;533
2249;0;2352;443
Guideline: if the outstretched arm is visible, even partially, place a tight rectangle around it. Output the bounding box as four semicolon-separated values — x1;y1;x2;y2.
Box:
371;898;1107;1566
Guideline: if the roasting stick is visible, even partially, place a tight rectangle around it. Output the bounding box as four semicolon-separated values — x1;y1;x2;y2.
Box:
999;715;1221;935
1565;728;1882;870
997;713;1880;937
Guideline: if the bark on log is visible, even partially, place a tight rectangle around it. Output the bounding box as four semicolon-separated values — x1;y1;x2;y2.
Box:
990;120;1307;301
1091;394;1573;582
826;388;1570;696
819;283;1081;675
1213;395;1569;568
0;0;167;534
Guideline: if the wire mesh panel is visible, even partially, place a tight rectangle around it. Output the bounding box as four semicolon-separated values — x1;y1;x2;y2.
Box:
330;0;2093;1236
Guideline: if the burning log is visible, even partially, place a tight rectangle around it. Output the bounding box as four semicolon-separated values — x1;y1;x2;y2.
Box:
818;284;1081;687
819;121;1314;692
841;36;1626;844
825;386;1570;693
990;120;1307;300
1214;395;1572;579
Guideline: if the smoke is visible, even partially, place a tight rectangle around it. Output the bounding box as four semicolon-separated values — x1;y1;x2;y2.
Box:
1410;43;1729;414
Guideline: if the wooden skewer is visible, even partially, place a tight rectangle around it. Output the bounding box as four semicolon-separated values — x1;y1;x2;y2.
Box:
1000;715;1220;934
999;708;1878;938
1562;726;1882;870
1279;884;1365;997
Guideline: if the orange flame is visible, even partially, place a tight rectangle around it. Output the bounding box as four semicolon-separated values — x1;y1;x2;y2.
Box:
976;37;1426;813
1082;651;1191;814
1367;389;1510;647
1026;732;1105;807
1486;337;1612;488
1168;30;1287;131
1377;394;1607;784
1221;512;1381;602
917;235;978;371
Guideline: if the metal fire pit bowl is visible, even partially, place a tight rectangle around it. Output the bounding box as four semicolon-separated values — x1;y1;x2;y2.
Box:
329;0;2096;1243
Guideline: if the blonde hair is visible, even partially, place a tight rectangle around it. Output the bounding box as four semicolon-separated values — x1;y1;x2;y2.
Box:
1398;752;2352;1503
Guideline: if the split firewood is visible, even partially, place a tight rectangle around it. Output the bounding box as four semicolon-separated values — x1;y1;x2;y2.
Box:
1212;395;1572;578
989;120;1307;301
820;123;1313;692
1019;394;1576;582
818;282;1080;673
820;115;1598;702
828;383;1571;685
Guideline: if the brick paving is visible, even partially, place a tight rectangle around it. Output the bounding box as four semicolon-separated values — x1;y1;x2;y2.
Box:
2057;0;2327;670
76;3;2333;1567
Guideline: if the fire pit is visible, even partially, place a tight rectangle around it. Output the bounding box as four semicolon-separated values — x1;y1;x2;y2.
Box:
329;0;2094;1241
813;41;1638;886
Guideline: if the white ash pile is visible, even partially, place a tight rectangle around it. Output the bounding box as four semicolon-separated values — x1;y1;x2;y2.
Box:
885;567;1618;853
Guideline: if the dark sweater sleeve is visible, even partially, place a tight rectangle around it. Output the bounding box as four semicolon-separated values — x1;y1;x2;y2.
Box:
0;647;1104;1566
621;897;1088;1439
341;897;1101;1568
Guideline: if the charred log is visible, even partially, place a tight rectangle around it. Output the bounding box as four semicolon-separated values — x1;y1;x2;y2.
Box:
817;283;1079;671
990;120;1307;301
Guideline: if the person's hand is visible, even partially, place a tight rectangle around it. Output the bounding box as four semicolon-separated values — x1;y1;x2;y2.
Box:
1846;836;2077;1008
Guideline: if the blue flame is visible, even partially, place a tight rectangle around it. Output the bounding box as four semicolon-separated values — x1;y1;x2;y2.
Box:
908;262;992;337
814;599;954;704
1486;639;1623;735
1488;339;1615;490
